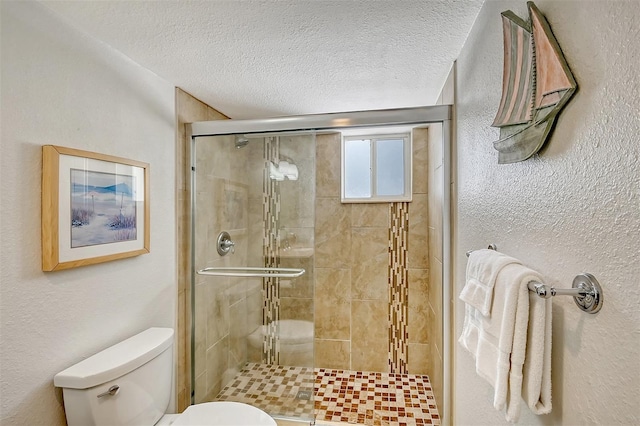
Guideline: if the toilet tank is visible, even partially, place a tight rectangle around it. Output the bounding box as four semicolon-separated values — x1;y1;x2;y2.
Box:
54;328;174;426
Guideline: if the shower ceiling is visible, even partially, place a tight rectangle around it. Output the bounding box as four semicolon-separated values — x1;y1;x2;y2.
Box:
42;0;483;119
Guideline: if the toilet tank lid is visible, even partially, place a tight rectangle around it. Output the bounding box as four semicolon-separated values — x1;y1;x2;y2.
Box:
54;327;174;390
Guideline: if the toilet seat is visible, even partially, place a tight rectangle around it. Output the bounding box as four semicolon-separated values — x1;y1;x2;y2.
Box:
170;402;276;426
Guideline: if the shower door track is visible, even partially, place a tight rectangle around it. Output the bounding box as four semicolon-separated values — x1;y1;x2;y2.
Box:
189;105;450;137
187;105;453;425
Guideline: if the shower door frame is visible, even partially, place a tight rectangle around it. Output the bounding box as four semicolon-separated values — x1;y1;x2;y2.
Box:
187;105;453;424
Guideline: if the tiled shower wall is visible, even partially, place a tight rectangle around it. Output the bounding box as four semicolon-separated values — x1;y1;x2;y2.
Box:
276;136;316;325
313;130;434;376
248;135;316;365
426;124;444;406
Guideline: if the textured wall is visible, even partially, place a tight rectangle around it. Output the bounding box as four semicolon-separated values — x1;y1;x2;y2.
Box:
454;1;640;424
41;0;484;119
0;2;176;424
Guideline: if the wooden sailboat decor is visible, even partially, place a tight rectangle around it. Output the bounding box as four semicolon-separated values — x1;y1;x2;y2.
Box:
492;2;577;163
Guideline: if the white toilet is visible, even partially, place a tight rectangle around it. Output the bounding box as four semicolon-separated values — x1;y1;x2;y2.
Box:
247;320;314;366
54;328;276;426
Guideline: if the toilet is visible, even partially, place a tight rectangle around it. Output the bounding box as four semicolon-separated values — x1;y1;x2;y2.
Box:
54;328;276;426
247;320;314;366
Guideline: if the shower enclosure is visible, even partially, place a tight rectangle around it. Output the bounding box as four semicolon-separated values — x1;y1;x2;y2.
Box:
187;106;452;424
191;131;317;421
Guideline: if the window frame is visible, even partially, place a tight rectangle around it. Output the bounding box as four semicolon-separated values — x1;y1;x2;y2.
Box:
341;132;412;203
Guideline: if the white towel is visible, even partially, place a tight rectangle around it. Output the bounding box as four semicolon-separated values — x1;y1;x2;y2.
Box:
523;290;553;416
459;262;552;422
278;161;299;181
460;249;522;316
269;162;285;181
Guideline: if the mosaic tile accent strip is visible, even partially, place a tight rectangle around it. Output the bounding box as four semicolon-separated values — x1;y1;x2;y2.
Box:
389;202;410;374
215;363;441;425
262;137;281;365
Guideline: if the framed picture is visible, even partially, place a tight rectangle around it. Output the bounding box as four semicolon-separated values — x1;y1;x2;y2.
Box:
42;145;150;271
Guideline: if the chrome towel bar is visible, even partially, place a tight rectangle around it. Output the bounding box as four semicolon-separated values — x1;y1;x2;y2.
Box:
466;245;603;314
197;266;305;278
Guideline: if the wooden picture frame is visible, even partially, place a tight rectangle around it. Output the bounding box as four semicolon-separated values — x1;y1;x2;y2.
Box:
42;145;150;271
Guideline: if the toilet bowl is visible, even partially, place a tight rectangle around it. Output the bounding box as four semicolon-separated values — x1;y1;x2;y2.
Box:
54;328;276;426
248;320;314;366
169;401;275;426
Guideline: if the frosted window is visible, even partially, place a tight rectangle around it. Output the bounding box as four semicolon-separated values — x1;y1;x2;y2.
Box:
342;133;411;203
376;139;404;196
344;139;371;198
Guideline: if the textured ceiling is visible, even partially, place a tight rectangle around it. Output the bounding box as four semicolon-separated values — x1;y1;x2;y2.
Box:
43;0;483;119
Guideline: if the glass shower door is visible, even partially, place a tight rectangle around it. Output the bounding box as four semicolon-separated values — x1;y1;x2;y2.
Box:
192;132;315;422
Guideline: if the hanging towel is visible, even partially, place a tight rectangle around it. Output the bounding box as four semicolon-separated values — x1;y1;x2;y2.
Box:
459;262;552;423
522;289;553;417
459;249;522;316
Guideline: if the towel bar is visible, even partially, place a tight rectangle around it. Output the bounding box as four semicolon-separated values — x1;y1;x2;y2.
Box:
197;267;305;278
466;245;603;314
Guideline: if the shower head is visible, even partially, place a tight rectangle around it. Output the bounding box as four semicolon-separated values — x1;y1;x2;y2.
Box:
235;136;249;149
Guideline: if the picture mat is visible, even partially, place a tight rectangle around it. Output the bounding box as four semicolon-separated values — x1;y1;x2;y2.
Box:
58;154;146;263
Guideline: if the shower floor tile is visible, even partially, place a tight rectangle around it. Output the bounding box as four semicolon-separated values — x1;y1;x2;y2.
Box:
214;363;441;425
215;363;315;420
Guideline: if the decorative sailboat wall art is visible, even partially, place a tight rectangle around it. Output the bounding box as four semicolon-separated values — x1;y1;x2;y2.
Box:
492;2;577;164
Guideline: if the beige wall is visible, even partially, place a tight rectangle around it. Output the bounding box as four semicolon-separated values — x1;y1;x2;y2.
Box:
454;1;640;424
277;135;316;328
313;132;434;375
424;123;445;407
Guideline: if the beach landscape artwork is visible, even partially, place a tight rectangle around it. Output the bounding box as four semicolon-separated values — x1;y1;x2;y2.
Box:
42;145;149;271
70;170;137;248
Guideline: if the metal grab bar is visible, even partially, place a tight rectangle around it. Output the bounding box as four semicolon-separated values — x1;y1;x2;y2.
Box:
197;267;305;278
465;245;603;314
527;281;587;298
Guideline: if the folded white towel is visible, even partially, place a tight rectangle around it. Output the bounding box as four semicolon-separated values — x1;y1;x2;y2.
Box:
278;161;299;181
269;162;285;181
459;262;552;423
460;249;521;316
